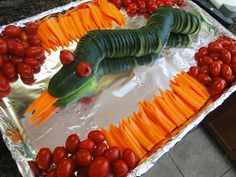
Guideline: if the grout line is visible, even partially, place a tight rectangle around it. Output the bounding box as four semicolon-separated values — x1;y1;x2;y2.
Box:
218;167;232;177
168;153;185;177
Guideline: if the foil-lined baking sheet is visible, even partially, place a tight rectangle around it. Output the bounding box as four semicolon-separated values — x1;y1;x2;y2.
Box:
0;0;236;177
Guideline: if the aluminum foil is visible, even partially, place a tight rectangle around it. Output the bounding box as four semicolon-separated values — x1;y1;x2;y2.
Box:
0;0;236;177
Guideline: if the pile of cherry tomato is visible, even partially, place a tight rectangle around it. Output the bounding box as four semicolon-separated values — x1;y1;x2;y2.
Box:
109;0;185;17
188;36;236;96
0;22;46;98
29;130;139;177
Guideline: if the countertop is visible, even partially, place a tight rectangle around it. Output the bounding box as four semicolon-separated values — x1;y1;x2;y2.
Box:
0;0;235;177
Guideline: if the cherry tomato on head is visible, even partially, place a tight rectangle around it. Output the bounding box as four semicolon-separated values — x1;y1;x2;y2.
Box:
88;130;105;144
220;49;231;64
210;77;226;96
221;64;232;80
137;0;146;12
76;62;92;77
0;74;10;91
0;39;8;55
76;149;92;167
56;157;75;177
3;25;21;38
208;42;223;53
52;146;68;165
79;139;95;153
94;143;108;157
66;134;80;154
188;66;199;78
2;62;17;78
210;61;221;77
25;22;38;35
60;50;74;65
36;148;52;171
127;3;138;14
122;148;138;170
197;74;212;86
112;160;129;177
199;65;210;75
88;157;110;177
198;47;208;58
104;146;121;163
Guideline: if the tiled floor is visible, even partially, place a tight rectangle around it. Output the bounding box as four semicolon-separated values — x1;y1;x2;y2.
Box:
143;126;236;177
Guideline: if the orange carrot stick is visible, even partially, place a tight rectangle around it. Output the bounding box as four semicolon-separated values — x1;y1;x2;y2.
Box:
109;123;128;150
100;128;117;147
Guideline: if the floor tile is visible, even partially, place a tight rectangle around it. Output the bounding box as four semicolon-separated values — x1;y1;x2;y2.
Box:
169;127;232;177
221;167;236;177
143;153;183;177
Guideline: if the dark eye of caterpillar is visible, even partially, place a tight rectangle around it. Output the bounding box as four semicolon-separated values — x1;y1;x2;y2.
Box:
76;62;92;77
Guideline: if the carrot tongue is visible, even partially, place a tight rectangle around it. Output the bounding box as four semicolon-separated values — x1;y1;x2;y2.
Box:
24;90;59;128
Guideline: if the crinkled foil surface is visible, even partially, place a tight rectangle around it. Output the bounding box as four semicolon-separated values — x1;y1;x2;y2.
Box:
0;1;236;177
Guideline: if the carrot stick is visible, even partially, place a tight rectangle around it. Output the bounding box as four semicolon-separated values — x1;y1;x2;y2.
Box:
100;128;117;147
109;123;128;150
78;8;98;31
57;16;72;41
89;6;104;29
70;11;87;37
97;7;114;29
62;15;77;42
68;15;81;40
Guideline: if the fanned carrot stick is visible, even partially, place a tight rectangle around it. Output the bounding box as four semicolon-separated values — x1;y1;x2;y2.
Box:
100;128;117;147
89;6;104;29
109;123;128;150
70;11;87;37
58;16;72;41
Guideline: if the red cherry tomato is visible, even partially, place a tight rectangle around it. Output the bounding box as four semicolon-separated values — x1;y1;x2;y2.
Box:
112;160;129;177
199;65;210;75
17;63;33;79
77;166;89;177
208;52;220;61
25;46;45;58
0;86;11;98
24;58;40;68
11;56;23;65
137;0;146;12
221;64;232;80
36;148;52;171
52;146;68;165
56;157;75;177
127;3;138;14
25;22;38;35
210;77;226;96
165;0;175;7
0;39;8;55
0;74;10;91
69;154;79;170
188;66;199;78
122;0;132;6
94;143;108;157
60;50;74;65
76;62;92;77
198;47;208;58
46;168;57;177
66;134;80;154
76;149;92;167
21;77;36;85
216;36;233;47
147;1;158;13
230;63;236;74
225;74;235;83
231;55;236;64
210;61;221;77
226;44;236;56
197;74;212;86
79;139;95;153
2;62;17;78
122;148;138;169
208;42;223;53
6;39;17;55
28;161;43;177
88;130;105;144
156;0;165;7
13;42;25;57
202;55;213;65
28;35;42;46
194;52;200;62
8;75;18;83
3;25;21;38
112;0;122;8
220;49;231;64
88;157;110;177
104;146;121;163
0;55;5;68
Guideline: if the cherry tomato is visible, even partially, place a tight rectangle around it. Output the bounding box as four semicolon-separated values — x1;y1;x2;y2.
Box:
208;52;220;61
112;0;122;8
156;0;165;7
13;42;25;57
59;50;74;65
21;77;36;85
147;1;158;13
88;130;105;144
17;63;33;79
3;25;21;38
46;168;57;177
208;42;223;53
6;39;17;55
25;46;44;58
88;157;110;177
76;62;92;77
188;66;199;78
24;58;40;68
0;74;10;91
210;61;221;77
56;157;75;177
177;0;185;7
76;149;92;167
11;56;23;65
79;139;95;153
197;74;212;86
226;44;236;56
66;134;80;154
25;22;38;35
231;55;236;64
94;143;108;157
216;36;234;46
230;63;236;74
28;161;43;177
194;52;200;62
77;166;89;177
104;146;121;163
0;86;11;98
137;0;146;12
198;47;208;58
122;0;132;6
220;49;231;64
112;160;129;177
28;35;42;46
127;3;138;14
221;64;232;80
199;65;210;75
122;148;138;169
0;39;8;55
36;148;52;170
210;77;226;96
52;146;68;165
202;55;213;65
0;55;5;68
165;0;175;7
8;75;18;83
2;62;17;78
225;74;235;83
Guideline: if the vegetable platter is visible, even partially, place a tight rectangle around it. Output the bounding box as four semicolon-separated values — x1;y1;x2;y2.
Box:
0;0;236;176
